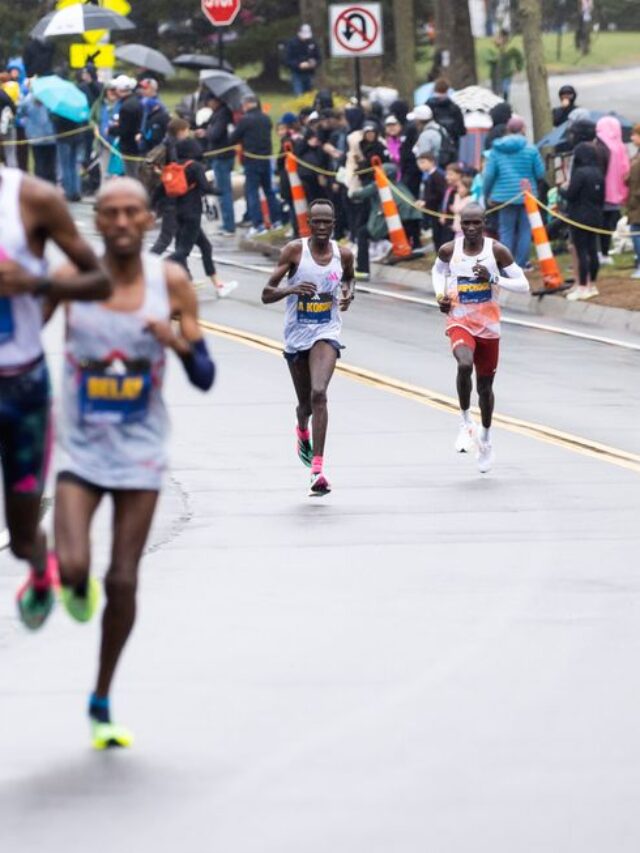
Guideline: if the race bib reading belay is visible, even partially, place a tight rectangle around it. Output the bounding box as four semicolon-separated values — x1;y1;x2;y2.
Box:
296;294;332;325
457;276;492;304
79;358;151;424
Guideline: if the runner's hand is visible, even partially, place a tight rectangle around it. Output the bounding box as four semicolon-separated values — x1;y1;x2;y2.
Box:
472;263;492;281
339;285;354;311
437;295;452;314
0;260;38;296
288;282;317;297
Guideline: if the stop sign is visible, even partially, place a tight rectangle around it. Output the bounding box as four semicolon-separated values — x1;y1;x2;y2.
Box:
201;0;241;26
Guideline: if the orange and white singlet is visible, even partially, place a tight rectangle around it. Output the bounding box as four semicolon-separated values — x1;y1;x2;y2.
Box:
446;237;501;339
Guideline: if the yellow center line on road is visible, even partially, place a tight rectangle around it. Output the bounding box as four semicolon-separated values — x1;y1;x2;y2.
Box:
199;320;640;476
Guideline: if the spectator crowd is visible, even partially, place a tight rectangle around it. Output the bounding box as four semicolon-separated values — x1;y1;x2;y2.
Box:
2;36;640;301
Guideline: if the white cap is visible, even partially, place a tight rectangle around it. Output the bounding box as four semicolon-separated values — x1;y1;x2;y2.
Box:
385;114;400;125
299;24;312;38
112;74;134;91
407;105;433;122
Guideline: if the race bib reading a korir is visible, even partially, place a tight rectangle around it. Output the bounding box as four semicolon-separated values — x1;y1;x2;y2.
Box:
296;294;333;325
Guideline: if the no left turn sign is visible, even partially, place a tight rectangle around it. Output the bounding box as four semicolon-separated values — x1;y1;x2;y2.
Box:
329;3;383;58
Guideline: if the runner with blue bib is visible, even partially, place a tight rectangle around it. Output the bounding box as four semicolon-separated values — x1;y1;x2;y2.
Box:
47;178;215;749
262;199;355;496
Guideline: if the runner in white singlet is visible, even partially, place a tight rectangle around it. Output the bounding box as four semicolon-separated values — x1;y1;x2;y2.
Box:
0;166;109;630
46;179;215;749
262;199;355;497
431;204;529;473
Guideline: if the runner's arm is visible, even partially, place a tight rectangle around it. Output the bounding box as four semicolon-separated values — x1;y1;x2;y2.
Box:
26;181;110;302
159;261;215;390
339;246;355;310
431;243;454;299
262;242;313;303
492;243;530;293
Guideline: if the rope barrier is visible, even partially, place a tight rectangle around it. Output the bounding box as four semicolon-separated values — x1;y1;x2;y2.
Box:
5;119;639;240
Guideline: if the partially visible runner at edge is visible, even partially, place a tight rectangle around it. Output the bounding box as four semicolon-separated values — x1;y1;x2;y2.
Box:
0;165;110;630
431;203;529;473
45;178;215;749
262;198;355;497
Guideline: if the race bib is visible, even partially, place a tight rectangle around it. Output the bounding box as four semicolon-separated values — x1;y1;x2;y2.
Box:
457;276;492;305
0;297;14;344
296;294;333;325
79;358;151;425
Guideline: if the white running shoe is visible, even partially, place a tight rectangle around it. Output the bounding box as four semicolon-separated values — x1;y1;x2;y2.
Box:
455;422;477;453
631;267;640;280
477;440;494;474
566;285;589;302
308;471;331;497
370;239;392;262
216;280;238;298
581;284;599;300
598;253;614;266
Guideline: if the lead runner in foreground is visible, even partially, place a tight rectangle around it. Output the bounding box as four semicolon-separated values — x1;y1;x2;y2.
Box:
431;204;529;473
47;179;215;748
262;199;355;496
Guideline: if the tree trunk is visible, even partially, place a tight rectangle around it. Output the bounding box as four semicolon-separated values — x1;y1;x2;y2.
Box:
518;0;552;141
392;0;416;101
434;0;477;88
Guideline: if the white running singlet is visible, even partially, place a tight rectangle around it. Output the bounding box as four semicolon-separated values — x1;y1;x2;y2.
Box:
446;236;502;339
283;238;343;354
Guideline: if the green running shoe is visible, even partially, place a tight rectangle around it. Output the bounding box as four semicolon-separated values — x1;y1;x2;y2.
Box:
297;433;313;468
91;720;134;750
16;555;59;631
60;575;101;623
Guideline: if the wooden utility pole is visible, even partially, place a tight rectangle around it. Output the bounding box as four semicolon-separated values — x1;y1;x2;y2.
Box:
434;0;477;87
518;0;552;141
392;0;416;101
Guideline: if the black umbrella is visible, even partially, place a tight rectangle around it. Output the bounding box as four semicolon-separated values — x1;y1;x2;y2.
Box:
31;5;135;39
173;54;234;73
202;73;254;111
115;44;175;77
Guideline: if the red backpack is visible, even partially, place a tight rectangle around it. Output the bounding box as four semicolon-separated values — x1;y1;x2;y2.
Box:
160;160;194;197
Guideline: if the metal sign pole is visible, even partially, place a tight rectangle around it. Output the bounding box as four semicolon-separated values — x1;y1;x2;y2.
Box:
218;29;224;66
355;56;362;105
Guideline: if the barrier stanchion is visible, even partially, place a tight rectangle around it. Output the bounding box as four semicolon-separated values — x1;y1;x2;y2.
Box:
259;187;272;229
371;156;412;258
521;179;566;293
284;142;310;238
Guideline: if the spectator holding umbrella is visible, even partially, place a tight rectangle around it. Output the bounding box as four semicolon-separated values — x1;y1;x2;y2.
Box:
595;116;630;265
17;87;56;184
285;24;321;95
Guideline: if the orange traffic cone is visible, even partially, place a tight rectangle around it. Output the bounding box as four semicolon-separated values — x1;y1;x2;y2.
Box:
370;157;412;258
259;187;272;229
284;143;310;238
521;180;564;290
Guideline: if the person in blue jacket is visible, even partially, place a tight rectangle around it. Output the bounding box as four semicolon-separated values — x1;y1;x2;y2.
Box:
483;115;545;268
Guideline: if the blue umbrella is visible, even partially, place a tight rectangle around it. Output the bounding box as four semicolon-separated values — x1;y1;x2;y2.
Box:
32;75;89;124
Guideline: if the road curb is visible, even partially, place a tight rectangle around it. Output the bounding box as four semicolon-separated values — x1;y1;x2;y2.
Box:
239;234;640;338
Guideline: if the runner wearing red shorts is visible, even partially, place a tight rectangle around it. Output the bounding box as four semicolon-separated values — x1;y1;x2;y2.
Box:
431;204;529;473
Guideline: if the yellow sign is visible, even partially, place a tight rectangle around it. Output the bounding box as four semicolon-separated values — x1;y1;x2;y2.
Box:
70;43;116;69
103;0;131;15
83;29;109;44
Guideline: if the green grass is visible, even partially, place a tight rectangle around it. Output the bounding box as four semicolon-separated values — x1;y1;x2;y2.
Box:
416;30;640;87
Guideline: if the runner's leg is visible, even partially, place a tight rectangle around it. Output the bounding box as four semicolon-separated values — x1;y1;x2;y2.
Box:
476;375;495;429
307;341;338;459
453;345;474;412
5;492;46;574
287;356;312;432
54;477;104;589
95;489;159;699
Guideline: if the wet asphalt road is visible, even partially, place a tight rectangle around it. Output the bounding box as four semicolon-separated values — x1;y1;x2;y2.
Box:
2;208;640;851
